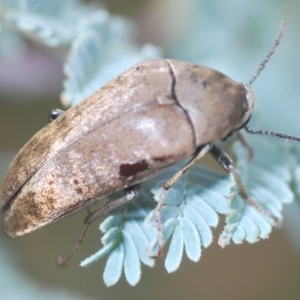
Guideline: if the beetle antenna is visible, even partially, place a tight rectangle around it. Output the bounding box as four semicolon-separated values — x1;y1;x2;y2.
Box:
248;20;286;85
244;126;300;143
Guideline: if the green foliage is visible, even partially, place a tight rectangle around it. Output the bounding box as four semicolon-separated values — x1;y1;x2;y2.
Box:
0;0;93;46
81;165;230;285
80;137;297;285
62;10;160;106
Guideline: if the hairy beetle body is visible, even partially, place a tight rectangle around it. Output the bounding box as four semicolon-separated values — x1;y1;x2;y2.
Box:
0;58;252;237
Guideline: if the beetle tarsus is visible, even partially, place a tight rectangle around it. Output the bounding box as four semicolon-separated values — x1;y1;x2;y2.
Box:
231;168;279;226
154;144;212;257
57;184;141;267
210;145;278;226
57;223;89;267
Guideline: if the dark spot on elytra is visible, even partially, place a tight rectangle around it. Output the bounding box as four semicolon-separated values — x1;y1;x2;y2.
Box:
119;160;149;177
75;187;83;194
71;179;83;193
26;200;41;218
27;191;36;198
202;80;208;89
4;178;64;235
152;155;173;163
45;189;57;209
21;191;44;221
189;73;199;83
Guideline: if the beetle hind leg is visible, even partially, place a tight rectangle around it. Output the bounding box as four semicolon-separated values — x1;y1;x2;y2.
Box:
154;143;213;257
57;184;141;267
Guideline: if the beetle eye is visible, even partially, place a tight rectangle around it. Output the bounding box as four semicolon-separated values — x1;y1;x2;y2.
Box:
233;83;255;131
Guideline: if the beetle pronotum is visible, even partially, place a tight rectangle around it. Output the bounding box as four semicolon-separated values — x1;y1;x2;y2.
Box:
1;21;297;265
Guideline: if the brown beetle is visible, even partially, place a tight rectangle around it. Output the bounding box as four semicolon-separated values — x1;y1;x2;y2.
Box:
1;57;252;234
0;21;297;264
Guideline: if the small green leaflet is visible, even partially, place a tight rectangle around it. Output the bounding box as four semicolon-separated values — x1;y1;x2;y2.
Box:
0;0;93;46
62;10;161;106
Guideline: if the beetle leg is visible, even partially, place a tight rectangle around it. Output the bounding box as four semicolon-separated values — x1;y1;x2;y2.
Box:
57;184;140;267
154;143;213;257
49;109;65;122
210;144;278;225
236;131;254;162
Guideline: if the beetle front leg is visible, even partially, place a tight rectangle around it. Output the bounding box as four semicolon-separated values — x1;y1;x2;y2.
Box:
154;143;213;257
236;131;254;162
209;144;278;225
57;184;141;267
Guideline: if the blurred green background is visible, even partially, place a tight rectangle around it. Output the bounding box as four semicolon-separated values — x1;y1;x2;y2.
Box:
1;0;300;299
